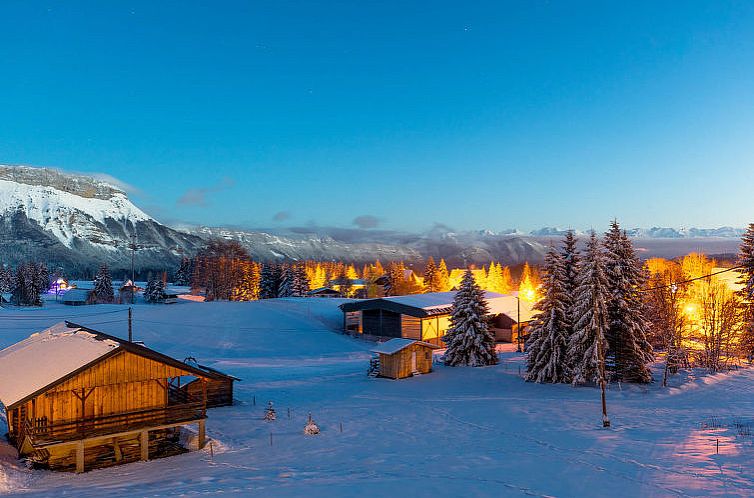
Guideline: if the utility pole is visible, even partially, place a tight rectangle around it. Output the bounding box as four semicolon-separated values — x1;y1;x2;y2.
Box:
516;295;522;353
128;307;133;343
129;232;138;304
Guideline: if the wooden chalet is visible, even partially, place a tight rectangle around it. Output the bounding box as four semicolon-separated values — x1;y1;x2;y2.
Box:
0;322;237;473
372;339;439;379
61;288;95;306
306;287;342;298
340;291;536;346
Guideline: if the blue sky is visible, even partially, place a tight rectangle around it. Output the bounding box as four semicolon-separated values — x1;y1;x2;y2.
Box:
2;1;754;232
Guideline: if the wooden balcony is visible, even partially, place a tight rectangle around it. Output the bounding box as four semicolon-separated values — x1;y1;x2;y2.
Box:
20;401;205;449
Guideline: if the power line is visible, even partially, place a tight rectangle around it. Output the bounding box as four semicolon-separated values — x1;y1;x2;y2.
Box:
641;265;743;293
0;308;129;320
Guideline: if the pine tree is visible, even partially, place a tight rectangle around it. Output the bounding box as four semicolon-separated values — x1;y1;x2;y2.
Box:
260;263;281;299
145;274;165;303
443;270;498;367
603;221;653;383
561;230;580;354
424;257;438;292
500;265;513;294
292;264;310;296
278;265;294;297
0;264;14;293
174;257;193;286
737;223;754;357
567;232;610;386
93;263;115;304
437;259;450;292
526;246;570;383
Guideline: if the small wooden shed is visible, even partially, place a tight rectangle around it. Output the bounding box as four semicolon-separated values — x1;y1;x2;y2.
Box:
372;338;439;379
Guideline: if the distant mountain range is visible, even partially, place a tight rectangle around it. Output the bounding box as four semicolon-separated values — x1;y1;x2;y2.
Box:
0;166;745;275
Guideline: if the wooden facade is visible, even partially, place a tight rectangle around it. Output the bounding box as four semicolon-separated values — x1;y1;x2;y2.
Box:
0;322;237;473
373;340;438;379
341;292;534;346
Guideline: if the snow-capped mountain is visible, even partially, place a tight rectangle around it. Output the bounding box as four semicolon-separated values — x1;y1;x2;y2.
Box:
0;166;202;274
0;165;745;275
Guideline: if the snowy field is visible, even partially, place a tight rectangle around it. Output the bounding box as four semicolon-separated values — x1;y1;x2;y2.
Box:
1;297;754;497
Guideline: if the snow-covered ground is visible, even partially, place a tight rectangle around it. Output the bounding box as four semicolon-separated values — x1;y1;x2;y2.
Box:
1;297;754;497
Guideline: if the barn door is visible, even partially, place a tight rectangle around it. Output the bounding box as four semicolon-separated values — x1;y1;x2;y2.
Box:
411;351;417;373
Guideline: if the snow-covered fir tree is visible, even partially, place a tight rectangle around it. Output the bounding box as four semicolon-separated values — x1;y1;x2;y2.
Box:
0;264;14;293
260;263;281;299
423;257;438;292
174;257;193;286
737;223;754;356
144;274;165;303
292;264;310;296
92;263;115;304
12;262;48;306
277;265;294;297
567;231;610;385
443;269;498;367
603;221;654;383
437;259;450;292
526;246;571;383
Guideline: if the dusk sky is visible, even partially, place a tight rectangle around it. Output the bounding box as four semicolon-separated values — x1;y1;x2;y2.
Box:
2;1;754;232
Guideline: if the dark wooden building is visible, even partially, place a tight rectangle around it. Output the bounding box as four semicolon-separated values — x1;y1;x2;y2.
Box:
372;339;439;379
340;291;535;346
0;322;236;473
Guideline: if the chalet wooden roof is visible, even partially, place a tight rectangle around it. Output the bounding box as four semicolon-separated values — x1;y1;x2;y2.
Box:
0;322;236;411
340;291;537;321
371;338;440;355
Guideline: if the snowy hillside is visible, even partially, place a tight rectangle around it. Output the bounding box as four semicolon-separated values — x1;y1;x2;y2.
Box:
2;298;754;496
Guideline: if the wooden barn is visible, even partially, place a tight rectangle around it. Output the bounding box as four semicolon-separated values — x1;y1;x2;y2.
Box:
61;288;95;306
372;339;439;379
181;358;240;408
340;291;536;346
0;322;236;473
306;287;342;298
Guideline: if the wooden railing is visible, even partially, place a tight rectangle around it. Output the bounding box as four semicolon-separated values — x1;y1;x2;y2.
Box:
21;401;205;447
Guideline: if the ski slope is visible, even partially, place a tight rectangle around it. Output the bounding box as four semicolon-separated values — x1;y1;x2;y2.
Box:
1;297;753;497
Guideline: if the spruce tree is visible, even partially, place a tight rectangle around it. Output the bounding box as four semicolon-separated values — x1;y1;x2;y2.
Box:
443;270;498;367
424;257;438;292
277;265;294;297
526;246;570;383
603;221;653;383
0;264;15;293
174;257;193;286
145;274;165;303
437;259;450;292
260;263;281;299
737;223;754;357
93;263;115;304
567;232;610;386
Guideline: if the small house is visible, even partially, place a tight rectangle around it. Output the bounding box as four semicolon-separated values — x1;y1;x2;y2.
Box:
0;322;236;473
61;288;95;306
182;357;240;408
372;338;439;379
118;280;140;304
306;287;342;298
340;291;535;346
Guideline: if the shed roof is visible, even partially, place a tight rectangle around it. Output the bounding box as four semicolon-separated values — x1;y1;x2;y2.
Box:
371;338;440;355
61;288;92;302
340;291;536;321
0;323;120;408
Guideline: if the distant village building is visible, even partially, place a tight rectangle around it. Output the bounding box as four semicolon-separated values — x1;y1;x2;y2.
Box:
340;291;535;346
306;287;342;298
61;288;95;306
372;338;439;379
118;280;140;304
0;322;237;473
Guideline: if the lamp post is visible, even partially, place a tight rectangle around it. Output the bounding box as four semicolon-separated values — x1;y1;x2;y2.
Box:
516;295;522;353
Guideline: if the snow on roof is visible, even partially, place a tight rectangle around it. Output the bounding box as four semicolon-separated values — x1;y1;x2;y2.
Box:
0;322;120;407
379;291;537;321
371;338;438;355
61;288;91;302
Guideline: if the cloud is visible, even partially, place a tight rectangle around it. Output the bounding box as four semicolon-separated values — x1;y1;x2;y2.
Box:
88;172;142;196
353;215;380;229
273;211;291;222
177;177;235;207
